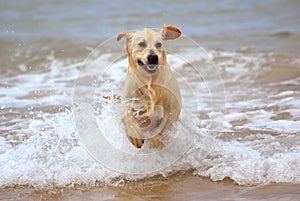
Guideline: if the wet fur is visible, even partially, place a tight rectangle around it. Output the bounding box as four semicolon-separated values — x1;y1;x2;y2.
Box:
117;26;182;148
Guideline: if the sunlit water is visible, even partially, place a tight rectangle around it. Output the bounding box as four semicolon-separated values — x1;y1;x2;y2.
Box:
0;0;299;190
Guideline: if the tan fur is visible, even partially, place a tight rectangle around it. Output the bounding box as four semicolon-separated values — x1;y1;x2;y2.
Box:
117;25;182;148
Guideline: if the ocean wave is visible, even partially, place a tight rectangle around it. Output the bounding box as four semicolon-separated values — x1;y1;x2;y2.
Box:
0;48;299;189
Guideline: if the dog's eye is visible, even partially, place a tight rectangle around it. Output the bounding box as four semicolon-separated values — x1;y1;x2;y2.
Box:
155;42;162;49
138;41;146;48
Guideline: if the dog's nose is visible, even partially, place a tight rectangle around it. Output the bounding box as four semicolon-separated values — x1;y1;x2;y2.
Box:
147;54;158;65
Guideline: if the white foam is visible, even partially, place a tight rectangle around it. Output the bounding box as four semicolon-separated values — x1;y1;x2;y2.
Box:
225;112;249;122
274;90;297;98
0;137;11;154
193;140;300;185
243;119;300;133
1;100;299;188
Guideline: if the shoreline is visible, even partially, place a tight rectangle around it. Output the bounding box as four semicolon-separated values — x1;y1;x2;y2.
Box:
1;174;299;201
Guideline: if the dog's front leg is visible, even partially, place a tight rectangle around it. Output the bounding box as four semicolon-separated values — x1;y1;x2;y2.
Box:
150;105;166;131
147;105;167;148
122;111;144;148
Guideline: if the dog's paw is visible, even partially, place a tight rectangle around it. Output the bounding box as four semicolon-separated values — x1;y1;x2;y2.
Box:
128;136;144;148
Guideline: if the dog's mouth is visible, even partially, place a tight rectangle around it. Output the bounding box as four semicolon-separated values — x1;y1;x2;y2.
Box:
137;59;158;74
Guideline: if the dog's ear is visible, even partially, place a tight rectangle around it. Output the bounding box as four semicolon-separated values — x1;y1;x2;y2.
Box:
117;32;132;41
161;25;181;40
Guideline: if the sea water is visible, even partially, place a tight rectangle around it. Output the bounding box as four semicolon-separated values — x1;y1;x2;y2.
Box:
0;0;299;190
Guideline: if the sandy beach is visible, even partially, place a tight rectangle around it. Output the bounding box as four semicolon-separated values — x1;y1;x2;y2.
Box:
1;174;300;201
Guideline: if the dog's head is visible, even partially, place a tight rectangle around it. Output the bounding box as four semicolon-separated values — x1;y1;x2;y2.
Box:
117;26;181;75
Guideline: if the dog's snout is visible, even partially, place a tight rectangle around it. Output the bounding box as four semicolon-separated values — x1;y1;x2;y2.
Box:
147;54;158;65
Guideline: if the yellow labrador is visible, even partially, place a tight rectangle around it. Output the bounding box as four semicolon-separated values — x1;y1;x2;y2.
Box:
117;25;182;148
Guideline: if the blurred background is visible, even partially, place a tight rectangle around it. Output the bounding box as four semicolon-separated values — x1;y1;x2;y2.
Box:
1;0;299;52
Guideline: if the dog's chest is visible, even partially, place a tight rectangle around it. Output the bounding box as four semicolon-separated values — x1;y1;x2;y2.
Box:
134;84;163;104
127;84;164;127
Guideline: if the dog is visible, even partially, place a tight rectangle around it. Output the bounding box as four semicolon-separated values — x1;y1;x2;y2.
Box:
117;25;182;148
